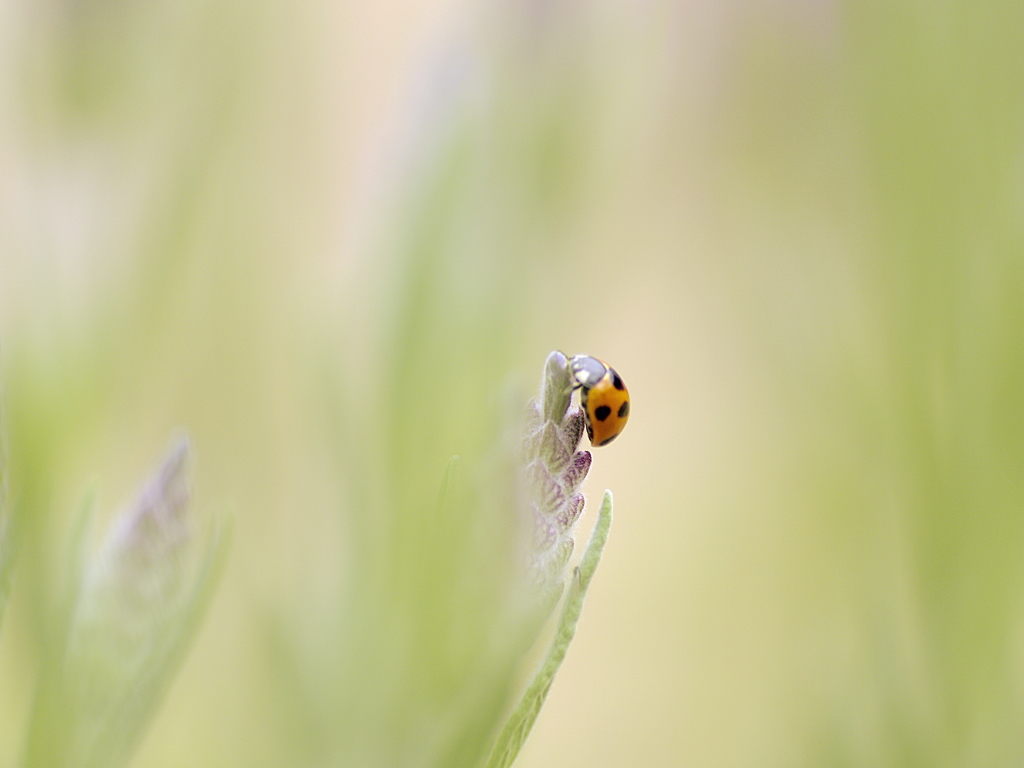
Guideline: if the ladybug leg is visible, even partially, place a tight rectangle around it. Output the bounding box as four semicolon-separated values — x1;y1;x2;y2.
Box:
580;388;594;442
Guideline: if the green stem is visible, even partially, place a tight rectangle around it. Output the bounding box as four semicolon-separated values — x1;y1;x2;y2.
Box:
484;490;613;768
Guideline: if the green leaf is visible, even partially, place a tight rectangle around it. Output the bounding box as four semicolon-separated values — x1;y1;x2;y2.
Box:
484;490;613;768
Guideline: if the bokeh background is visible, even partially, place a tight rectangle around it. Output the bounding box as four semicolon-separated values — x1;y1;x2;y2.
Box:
3;0;1024;766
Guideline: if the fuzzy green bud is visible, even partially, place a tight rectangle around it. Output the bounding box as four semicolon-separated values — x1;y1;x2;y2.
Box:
23;440;229;768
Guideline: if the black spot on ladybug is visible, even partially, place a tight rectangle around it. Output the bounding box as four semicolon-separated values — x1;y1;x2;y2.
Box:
595;405;611;421
618;401;629;418
612;372;625;390
598;432;618;446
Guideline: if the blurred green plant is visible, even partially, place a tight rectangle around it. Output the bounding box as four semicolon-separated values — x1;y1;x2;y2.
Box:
20;440;229;768
0;403;11;629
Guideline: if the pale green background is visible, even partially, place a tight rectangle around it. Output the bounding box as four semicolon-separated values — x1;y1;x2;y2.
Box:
2;1;1023;767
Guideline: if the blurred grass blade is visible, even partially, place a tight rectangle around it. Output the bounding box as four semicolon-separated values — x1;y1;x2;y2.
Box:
0;403;11;629
22;440;231;768
484;490;613;768
435;454;461;517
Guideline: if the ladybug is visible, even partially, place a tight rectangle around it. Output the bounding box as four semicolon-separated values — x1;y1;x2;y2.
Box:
568;355;630;447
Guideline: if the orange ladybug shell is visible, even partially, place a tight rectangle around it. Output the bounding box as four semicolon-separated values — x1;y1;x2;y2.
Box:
569;355;630;447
